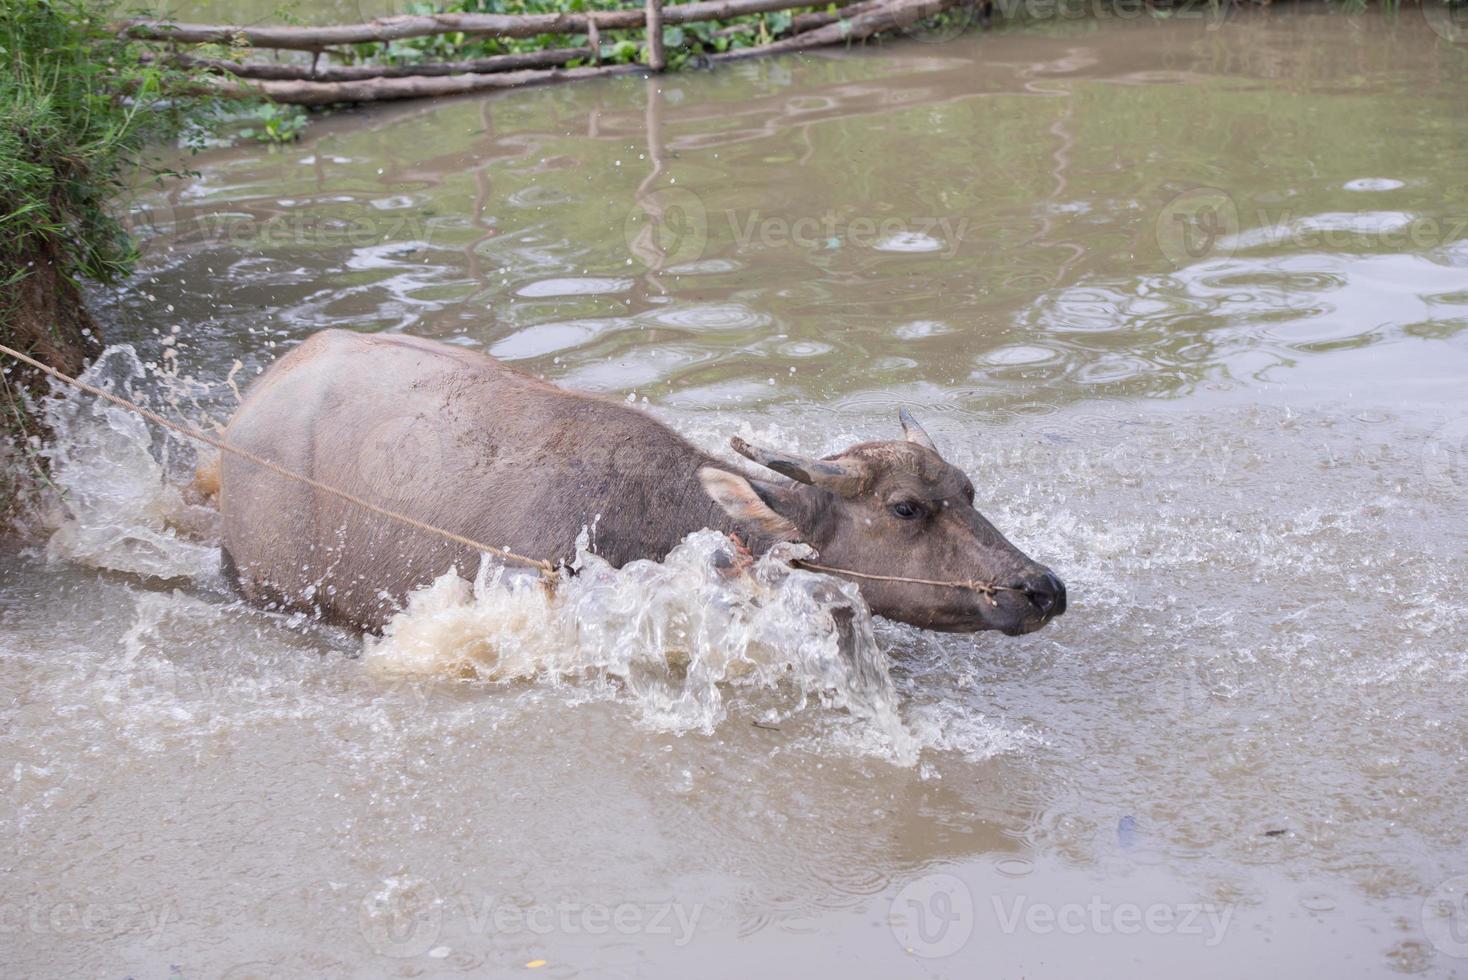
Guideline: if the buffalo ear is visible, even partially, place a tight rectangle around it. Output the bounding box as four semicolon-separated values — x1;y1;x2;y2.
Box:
697;467;800;542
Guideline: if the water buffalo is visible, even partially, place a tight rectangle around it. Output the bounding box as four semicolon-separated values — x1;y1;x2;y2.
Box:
216;329;1065;634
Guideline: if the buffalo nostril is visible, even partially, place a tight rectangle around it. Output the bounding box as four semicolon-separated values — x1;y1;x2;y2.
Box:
1045;572;1066;615
1024;571;1066;617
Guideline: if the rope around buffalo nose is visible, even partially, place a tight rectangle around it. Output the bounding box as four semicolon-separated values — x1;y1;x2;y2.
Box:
1;341;1026;601
786;561;1025;605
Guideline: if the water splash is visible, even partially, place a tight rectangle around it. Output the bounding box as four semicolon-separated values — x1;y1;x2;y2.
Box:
39;346;218;581
28;346;1036;766
365;532;922;763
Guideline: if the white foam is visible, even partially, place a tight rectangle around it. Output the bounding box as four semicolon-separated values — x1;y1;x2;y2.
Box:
365;533;923;762
39;347;218;581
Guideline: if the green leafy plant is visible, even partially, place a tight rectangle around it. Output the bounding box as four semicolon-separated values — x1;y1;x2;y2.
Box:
238;103;309;144
342;0;835;71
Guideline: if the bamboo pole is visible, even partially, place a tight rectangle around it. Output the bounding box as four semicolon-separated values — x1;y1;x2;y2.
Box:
157;0;862;86
120;0;859;51
207;62;648;105
154;47;589;81
160;0;965;105
645;0;666;70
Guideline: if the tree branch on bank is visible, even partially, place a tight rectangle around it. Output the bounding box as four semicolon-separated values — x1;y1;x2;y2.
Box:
154;47;590;81
120;0;862;51
712;0;886;38
645;0;667;69
174;0;963;105
716;0;961;58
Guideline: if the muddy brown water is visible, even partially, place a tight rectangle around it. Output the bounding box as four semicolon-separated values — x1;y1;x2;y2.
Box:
4;8;1468;978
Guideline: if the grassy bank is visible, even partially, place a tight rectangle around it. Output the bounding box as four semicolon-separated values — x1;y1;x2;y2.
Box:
0;0;216;519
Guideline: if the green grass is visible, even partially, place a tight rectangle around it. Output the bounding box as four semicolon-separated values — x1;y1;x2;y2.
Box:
0;0;217;295
0;0;228;520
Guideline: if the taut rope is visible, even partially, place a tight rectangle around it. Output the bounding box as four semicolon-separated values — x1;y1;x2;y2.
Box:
0;342;555;576
787;560;1024;604
2;342;1025;601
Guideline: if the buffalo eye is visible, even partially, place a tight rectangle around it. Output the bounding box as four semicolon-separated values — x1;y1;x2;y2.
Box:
890;500;924;520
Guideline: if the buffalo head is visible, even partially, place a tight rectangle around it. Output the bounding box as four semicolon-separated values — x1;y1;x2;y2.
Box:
698;410;1065;634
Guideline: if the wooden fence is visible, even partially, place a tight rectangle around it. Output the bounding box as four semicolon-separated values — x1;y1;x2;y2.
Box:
122;0;971;104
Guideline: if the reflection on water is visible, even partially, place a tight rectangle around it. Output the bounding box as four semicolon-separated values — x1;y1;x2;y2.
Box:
111;11;1468;415
6;8;1468;978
